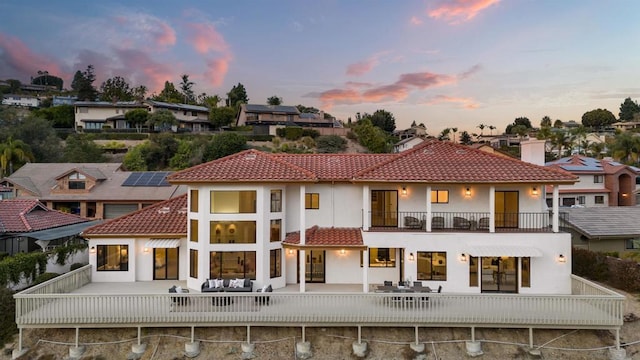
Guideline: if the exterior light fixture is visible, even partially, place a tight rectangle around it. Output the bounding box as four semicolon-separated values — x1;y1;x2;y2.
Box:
408;252;415;261
465;187;471;197
459;253;467;262
288;249;294;255
558;254;566;263
532;186;538;196
90;246;96;254
622;193;629;198
401;186;407;196
143;247;149;253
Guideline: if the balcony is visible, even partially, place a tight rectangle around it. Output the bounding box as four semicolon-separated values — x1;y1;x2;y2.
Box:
368;211;563;233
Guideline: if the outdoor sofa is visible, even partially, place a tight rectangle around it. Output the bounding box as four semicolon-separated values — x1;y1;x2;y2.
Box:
201;278;253;293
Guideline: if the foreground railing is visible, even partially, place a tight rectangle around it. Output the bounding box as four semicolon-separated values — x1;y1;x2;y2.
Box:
369;211;558;232
21;265;91;295
15;288;623;330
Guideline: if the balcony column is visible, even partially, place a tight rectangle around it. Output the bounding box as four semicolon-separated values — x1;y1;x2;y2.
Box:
552;185;559;233
426;185;432;231
362;185;370;231
489;186;495;233
362;248;369;293
299;185;306;293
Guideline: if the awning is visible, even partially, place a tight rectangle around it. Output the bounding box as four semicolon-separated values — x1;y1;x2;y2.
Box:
466;245;543;257
20;220;103;241
145;239;181;248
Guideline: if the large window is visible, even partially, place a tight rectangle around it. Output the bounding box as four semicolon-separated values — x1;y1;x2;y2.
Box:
270;249;282;278
594;175;604;184
369;248;396;267
305;193;320;209
626;238;640;250
521;257;530;287
270;219;281;242
562;197;575;207
210;191;256;213
190;249;198;278
595;195;604;204
68;172;86;190
210;221;256;244
417;251;447;281
190;190;199;212
96;245;128;271
209;251;256;279
431;190;449;204
271;190;282;212
189;219;198;242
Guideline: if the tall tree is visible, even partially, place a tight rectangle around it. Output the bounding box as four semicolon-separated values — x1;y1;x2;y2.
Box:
367;109;396;133
459;131;472;145
124;109;149;133
147;109;178;132
203;132;247;161
63;135;105;162
72;65;98;101
198;94;222;109
267;96;282;105
179;74;195;104
99;76;133;102
477;123;486;135
209;106;237;129
505;117;532;135
151;81;182;103
553;119;563;128
10;116;62;163
226;83;249;108
0;137;34;176
540;116;552;128
619;97;640;122
132;85;148;102
33;104;75;128
32;70;63;90
581;109;616;129
610;132;640;165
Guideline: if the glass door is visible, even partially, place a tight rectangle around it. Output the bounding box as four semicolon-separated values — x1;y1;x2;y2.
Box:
495;191;519;228
480;257;517;293
304;250;325;283
154;248;179;280
371;190;398;227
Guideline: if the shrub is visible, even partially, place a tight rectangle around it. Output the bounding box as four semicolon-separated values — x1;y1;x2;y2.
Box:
316;135;347;153
606;257;640;292
276;128;286;138
572;248;609;282
31;272;60;286
302;129;320;138
0;288;16;347
70;263;86;271
346;130;357;140
245;134;274;142
284;127;303;141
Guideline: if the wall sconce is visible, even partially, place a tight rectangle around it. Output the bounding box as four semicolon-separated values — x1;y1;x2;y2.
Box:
465;187;471;197
622;193;629;198
340;249;346;255
143;247;149;253
288;249;294;255
558;254;566;263
459;253;467;262
408;252;414;261
90;246;96;254
401;185;407;196
532;186;538;196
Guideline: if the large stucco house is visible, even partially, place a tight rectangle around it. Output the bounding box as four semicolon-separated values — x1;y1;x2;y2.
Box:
83;140;578;295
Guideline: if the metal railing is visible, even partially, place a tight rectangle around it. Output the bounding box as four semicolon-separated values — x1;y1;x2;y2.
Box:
368;211;561;233
14;274;623;330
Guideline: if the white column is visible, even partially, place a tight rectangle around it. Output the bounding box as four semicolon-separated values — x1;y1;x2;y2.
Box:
362;185;370;230
362;248;369;293
299;185;306;293
426;185;432;231
489;186;495;233
552;186;559;233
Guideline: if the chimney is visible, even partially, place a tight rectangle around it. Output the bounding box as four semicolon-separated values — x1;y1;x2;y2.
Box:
520;139;546;166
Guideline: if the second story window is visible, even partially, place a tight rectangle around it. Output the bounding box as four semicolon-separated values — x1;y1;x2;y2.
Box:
594;175;604;184
68;172;86;190
271;190;282;212
210;191;256;213
577;196;585;205
431;190;449;204
190;190;199;212
305;193;320;209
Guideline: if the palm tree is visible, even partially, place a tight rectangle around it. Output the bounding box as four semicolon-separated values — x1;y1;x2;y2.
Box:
0;137;34;176
477;124;486;136
551;131;571;158
610;132;640;165
488;125;496;135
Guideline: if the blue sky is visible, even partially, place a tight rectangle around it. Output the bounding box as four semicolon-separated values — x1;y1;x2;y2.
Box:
1;0;639;135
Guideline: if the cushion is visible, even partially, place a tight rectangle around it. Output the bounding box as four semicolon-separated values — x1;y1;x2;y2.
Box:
208;279;216;288
234;278;245;288
265;284;273;292
261;285;268;292
175;286;183;293
244;278;252;287
214;279;224;288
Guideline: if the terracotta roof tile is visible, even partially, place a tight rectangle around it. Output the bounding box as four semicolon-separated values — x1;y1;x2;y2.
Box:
167;149;318;183
83;194;187;236
273;153;391;181
354;140;577;183
0;199;88;233
283;226;363;247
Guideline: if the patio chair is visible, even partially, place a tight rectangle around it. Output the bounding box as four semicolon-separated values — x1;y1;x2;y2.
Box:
383;280;393;286
404;216;423;229
437;285;442;293
453;216;471;229
478;217;490;230
169;285;189;305
255;284;272;305
413;281;423;288
431;216;445;229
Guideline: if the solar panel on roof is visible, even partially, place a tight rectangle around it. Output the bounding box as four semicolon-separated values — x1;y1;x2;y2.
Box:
122;172;172;187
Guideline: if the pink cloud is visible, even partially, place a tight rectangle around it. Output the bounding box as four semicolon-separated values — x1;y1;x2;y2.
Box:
346;59;376;76
427;95;479;109
429;0;500;24
362;84;408;102
204;56;231;87
109;14;176;49
0;33;69;82
410;16;423;25
318;88;362;108
112;48;176;93
397;72;456;88
155;22;177;47
186;23;229;55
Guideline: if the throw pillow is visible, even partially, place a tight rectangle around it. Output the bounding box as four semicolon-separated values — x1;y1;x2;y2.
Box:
236;278;245;288
175;286;183;293
214;279;224;288
261;285;268;292
229;279;238;288
208;279;215;288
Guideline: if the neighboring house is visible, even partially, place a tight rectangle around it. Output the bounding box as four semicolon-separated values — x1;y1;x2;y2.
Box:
468;143;515;158
545;156;639;207
73;100;211;132
83;140;577;296
0;185;12;200
488;134;521;148
1;163;186;219
2;94;40;107
560;207;640;255
73;101;146;130
612;121;640;132
393;136;424;153
0;199;98;255
236;104;335;135
393;125;428;140
52;95;77;106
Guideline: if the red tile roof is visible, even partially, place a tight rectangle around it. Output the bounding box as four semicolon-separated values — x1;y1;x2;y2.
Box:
283;226;364;248
167;149;317;183
167;141;577;185
82;194;187;237
0;199;88;233
354;141;577;183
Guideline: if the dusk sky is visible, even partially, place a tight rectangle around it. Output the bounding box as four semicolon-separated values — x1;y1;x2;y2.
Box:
1;0;639;135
